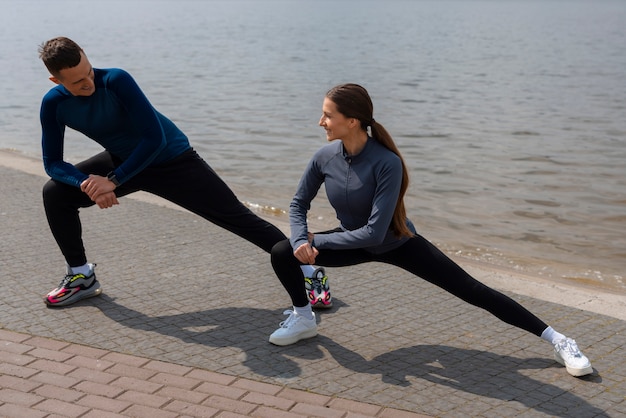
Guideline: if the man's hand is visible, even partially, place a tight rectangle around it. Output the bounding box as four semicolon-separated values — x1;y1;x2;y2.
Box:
81;175;119;208
294;242;318;265
94;192;119;209
80;174;117;201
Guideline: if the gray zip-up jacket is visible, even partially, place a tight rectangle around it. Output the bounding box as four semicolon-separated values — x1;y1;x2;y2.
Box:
290;137;416;254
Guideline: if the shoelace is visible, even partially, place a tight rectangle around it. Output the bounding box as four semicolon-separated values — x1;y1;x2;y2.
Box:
312;276;328;292
557;339;582;358
56;274;76;288
56;272;90;288
312;277;323;292
279;310;298;328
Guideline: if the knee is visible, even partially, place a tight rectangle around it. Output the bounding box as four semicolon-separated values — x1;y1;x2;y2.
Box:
271;239;293;261
42;179;62;204
42;179;85;209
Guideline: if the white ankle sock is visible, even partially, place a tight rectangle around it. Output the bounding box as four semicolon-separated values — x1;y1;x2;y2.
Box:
70;263;91;276
541;326;566;345
294;305;314;320
300;265;316;277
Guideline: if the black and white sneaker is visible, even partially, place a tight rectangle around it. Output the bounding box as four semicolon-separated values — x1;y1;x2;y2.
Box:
44;264;102;307
304;267;332;308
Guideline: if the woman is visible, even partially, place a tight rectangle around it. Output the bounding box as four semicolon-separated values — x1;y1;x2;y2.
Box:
268;83;592;377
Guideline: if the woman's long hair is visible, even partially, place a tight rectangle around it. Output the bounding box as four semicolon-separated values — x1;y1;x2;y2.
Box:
326;83;412;237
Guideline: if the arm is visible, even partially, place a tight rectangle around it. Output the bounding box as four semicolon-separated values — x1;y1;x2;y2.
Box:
40;90;89;187
289;155;324;251
103;69;167;185
312;156;403;250
40;69;168;187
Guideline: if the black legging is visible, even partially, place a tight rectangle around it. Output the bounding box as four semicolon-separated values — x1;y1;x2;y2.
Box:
43;149;287;266
271;231;548;336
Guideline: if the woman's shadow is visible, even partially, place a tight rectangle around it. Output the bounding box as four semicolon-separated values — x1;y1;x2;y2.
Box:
93;295;606;418
313;334;605;417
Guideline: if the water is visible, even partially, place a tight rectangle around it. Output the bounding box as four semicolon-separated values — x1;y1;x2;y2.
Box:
1;0;625;293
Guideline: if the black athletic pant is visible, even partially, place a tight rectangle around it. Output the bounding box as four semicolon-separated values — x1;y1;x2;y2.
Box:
271;232;548;336
43;149;287;267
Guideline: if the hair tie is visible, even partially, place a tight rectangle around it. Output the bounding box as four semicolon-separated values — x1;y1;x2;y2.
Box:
370;118;376;126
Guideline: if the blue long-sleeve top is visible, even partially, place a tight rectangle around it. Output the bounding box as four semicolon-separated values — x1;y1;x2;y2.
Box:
40;67;191;187
290;137;416;254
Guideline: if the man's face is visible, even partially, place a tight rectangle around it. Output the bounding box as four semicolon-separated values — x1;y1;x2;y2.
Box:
50;52;95;97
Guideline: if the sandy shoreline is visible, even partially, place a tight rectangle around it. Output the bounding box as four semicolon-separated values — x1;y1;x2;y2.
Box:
2;148;623;321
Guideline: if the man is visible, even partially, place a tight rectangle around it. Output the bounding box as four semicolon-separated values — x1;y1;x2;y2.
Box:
39;36;329;307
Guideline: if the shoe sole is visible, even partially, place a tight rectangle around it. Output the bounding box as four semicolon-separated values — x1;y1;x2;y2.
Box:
311;301;333;309
269;328;318;346
553;352;593;377
44;282;103;307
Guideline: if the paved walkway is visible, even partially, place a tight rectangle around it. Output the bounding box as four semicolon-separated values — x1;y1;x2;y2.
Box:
1;153;624;417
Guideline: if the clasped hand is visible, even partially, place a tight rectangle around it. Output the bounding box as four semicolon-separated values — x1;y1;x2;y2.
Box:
294;232;318;264
80;174;119;209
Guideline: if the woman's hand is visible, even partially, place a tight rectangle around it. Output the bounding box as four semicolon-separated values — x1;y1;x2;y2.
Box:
294;242;319;265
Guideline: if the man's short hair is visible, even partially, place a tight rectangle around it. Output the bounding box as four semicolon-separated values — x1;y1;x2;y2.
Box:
39;37;83;77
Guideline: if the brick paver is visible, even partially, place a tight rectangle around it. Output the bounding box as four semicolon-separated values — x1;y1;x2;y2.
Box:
1;161;624;417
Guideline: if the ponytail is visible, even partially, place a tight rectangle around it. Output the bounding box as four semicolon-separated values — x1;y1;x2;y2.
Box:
370;121;412;238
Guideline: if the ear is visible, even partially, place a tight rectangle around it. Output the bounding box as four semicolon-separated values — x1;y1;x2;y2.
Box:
349;118;360;128
49;76;61;85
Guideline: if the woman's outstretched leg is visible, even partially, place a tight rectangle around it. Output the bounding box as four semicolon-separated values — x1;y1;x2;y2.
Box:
376;234;592;376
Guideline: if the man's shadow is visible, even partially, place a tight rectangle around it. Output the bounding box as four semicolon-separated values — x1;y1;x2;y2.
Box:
92;294;331;378
92;295;605;418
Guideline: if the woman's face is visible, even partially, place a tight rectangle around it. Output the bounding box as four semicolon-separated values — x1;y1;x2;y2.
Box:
319;97;354;141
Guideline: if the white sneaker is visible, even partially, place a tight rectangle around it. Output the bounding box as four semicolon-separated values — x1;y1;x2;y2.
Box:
553;338;593;377
269;310;317;346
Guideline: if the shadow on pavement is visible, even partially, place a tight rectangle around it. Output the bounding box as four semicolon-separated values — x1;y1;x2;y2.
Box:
92;294;606;418
311;335;606;418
